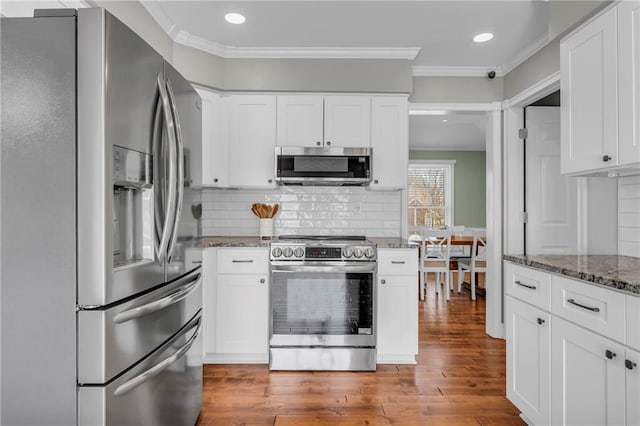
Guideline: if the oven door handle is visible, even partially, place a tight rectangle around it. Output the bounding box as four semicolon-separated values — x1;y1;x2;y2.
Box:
270;264;376;274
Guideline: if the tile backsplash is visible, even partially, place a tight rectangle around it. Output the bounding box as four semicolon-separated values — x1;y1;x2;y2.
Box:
619;175;640;257
201;186;402;237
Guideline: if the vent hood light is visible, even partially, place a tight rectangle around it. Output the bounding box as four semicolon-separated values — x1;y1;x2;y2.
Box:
473;32;494;43
225;13;245;24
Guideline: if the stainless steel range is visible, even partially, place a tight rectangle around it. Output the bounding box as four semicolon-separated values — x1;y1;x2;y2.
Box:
269;235;377;371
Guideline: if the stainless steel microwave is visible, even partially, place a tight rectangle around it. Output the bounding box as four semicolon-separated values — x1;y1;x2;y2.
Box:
275;147;372;186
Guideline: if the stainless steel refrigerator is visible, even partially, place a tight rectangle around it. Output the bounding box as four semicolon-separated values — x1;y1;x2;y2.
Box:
1;8;203;425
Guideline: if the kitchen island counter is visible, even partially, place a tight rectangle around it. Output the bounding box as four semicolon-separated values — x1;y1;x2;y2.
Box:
504;254;640;295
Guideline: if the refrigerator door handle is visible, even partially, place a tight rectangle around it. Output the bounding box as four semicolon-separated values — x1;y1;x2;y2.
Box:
112;271;201;324
165;78;184;263
113;313;202;397
154;74;178;263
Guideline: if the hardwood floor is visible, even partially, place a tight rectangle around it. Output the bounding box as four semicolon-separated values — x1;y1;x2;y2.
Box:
197;282;524;425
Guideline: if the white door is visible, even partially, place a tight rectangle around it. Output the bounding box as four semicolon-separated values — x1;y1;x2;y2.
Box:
323;96;371;147
370;96;408;189
505;296;551;426
627;348;640;426
526;107;578;254
377;274;418;362
551;317;626;426
618;0;640;166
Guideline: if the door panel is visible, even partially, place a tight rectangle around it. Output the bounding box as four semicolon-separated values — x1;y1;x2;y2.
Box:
526;107;578;254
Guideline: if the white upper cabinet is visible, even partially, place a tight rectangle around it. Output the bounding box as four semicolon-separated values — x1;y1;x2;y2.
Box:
370;96;408;189
228;95;277;188
618;0;640;166
276;95;324;147
196;87;229;187
277;95;371;148
561;6;618;174
323;96;371;147
561;2;640;175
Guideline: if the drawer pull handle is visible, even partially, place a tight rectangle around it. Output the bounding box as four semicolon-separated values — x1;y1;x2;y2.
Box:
391;261;405;264
232;260;254;263
515;280;537;290
605;350;617;360
626;360;637;370
567;298;600;313
537;317;545;325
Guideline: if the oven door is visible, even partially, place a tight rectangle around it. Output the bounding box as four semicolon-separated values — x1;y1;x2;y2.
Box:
270;262;376;347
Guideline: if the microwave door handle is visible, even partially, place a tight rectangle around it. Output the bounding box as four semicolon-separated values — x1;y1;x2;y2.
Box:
155;75;177;263
165;79;184;263
113;314;202;397
112;271;201;324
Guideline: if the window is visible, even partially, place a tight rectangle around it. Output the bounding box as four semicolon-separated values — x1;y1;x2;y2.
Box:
408;161;454;229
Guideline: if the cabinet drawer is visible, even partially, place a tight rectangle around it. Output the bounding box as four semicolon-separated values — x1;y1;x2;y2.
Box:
217;248;269;274
627;296;640;351
551;275;625;343
378;249;418;276
504;262;551;310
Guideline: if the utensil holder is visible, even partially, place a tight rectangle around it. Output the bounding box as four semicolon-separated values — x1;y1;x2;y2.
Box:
259;218;274;240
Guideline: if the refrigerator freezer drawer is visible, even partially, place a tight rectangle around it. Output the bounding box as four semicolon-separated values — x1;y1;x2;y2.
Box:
78;310;203;426
78;267;202;384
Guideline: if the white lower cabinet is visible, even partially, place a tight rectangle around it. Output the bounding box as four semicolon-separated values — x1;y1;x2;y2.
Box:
202;247;269;363
376;248;418;364
505;261;639;426
551;317;626;426
506;296;551;426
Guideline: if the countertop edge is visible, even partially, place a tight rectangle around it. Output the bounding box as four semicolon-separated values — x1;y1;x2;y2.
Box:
504;255;640;296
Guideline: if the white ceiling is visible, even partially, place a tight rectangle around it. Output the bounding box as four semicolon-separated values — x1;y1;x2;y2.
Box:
142;0;551;75
409;112;487;151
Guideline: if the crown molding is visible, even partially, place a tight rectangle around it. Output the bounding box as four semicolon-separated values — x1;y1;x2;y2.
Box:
499;33;550;76
412;66;503;78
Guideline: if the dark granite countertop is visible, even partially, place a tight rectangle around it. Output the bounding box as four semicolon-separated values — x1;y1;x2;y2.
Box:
202;236;416;249
504;254;640;296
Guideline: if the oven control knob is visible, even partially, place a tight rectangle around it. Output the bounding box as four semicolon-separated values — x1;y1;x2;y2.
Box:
294;247;304;258
283;247;293;258
271;247;282;258
343;248;353;258
364;248;375;259
354;248;363;258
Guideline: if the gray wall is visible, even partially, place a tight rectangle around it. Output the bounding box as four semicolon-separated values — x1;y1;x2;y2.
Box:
89;0;173;61
409;150;487;228
173;44;225;90
410;76;503;103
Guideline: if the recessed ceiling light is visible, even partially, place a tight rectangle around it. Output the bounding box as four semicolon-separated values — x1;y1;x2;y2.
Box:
442;119;448;123
473;32;494;43
225;13;245;24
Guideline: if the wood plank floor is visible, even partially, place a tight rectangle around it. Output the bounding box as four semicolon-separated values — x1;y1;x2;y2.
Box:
197;281;524;425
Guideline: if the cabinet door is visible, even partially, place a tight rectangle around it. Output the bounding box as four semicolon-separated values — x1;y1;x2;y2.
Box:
276;95;323;147
196;88;229;187
627;348;640;426
202;248;217;355
561;7;618;174
370;96;408;189
216;274;269;354
323;96;371;147
551;317;626;426
228;95;277;187
377;274;418;363
618;0;640;166
506;296;551;426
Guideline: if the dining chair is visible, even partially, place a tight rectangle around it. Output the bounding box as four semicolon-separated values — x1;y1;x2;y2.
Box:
457;229;487;300
419;228;452;301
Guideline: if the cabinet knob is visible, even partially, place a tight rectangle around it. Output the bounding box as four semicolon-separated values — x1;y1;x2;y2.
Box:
626;360;637;370
373;179;379;184
602;155;612;162
537;317;545;325
260;278;265;284
605;349;617;360
381;279;386;284
316;141;322;146
268;179;273;184
326;141;331;146
213;178;218;183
